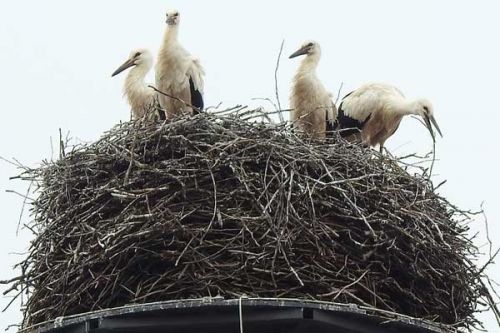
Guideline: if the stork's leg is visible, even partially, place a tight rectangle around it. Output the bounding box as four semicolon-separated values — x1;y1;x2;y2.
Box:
379;143;396;159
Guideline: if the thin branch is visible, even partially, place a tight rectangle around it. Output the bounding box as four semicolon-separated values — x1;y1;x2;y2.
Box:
274;39;285;123
335;82;344;105
148;85;202;114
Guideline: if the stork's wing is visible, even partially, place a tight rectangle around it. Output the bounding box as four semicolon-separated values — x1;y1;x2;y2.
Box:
334;83;403;137
187;57;205;112
334;89;374;137
340;83;404;122
189;77;204;113
336;102;372;137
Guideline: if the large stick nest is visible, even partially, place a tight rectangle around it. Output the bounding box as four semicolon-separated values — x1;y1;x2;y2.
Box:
9;110;492;331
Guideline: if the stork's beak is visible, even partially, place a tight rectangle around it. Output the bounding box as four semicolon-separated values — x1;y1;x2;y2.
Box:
423;114;443;140
430;114;443;138
289;46;309;59
111;58;136;77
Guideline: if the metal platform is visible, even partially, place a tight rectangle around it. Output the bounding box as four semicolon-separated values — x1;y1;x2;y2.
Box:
32;298;450;333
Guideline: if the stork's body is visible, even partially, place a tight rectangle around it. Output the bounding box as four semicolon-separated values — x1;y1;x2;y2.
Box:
112;49;163;120
335;83;442;150
156;10;204;118
289;41;336;139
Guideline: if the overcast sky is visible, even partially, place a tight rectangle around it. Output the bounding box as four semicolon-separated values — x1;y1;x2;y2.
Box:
0;0;498;331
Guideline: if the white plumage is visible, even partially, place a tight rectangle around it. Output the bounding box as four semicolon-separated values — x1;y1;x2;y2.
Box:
112;49;162;120
289;41;337;139
336;83;442;151
155;9;205;118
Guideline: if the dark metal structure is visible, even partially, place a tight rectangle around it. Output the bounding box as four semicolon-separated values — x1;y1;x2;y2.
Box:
34;298;449;333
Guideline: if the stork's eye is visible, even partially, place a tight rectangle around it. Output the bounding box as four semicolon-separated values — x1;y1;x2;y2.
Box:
173;13;179;17
135;52;141;57
423;106;429;112
307;43;314;47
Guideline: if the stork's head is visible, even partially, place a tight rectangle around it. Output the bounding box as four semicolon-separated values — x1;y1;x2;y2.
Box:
111;49;153;77
414;99;443;139
166;9;180;26
289;40;321;59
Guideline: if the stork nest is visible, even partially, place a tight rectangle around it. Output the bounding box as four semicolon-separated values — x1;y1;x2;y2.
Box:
6;109;495;331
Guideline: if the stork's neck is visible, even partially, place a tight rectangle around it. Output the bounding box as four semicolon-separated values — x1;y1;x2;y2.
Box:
163;24;179;44
124;64;152;102
296;54;321;77
390;98;420;116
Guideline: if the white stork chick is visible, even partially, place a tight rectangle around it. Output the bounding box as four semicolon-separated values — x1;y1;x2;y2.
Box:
155;9;205;118
335;83;443;151
289;41;336;139
112;49;164;120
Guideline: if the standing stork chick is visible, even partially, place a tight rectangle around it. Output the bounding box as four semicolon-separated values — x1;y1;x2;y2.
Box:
335;83;443;152
112;49;164;120
156;9;205;118
289;41;336;139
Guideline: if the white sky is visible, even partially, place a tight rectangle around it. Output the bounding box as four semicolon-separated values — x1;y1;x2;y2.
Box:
0;0;498;331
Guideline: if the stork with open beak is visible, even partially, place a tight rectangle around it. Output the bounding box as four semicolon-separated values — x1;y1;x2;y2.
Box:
335;83;442;151
112;49;164;121
289;41;337;140
155;9;205;118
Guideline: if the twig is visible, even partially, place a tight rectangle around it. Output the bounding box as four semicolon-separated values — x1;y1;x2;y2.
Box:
148;85;202;114
58;128;65;158
335;82;344;105
480;203;493;259
274;39;285;123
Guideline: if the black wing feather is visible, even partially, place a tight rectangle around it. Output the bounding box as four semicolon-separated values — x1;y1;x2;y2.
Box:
189;77;204;114
326;90;357;137
341;90;355;100
334;99;372;137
